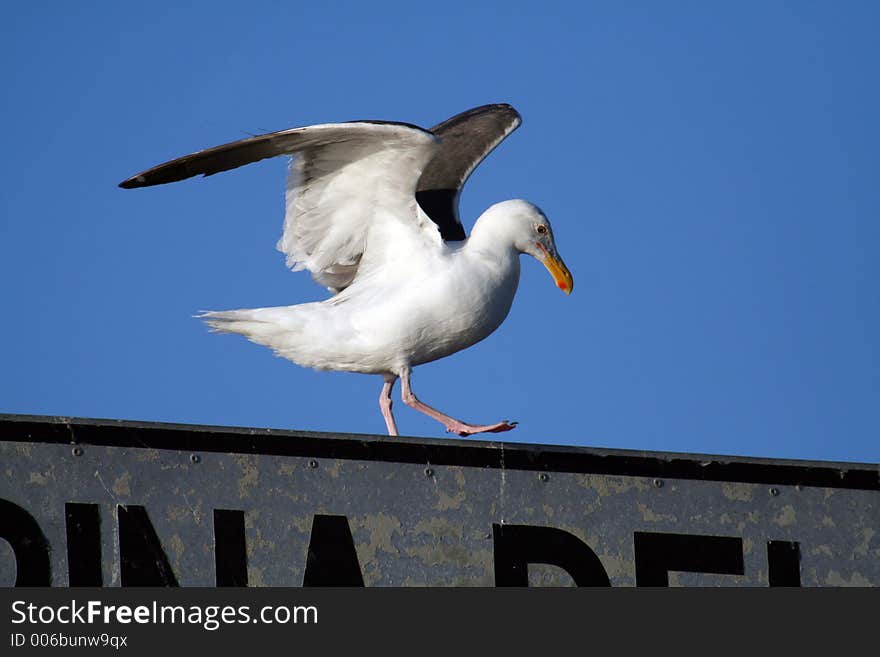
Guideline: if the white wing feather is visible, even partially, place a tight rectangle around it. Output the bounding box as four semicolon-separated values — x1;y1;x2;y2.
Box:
275;122;442;292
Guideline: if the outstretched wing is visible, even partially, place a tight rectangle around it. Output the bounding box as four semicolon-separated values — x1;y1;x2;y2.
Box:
417;104;522;241
120;121;441;292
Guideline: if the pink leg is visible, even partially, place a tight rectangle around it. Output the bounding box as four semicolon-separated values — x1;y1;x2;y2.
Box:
399;368;517;437
379;375;398;436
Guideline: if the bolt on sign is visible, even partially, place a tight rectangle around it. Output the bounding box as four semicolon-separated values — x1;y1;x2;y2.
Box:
1;415;877;586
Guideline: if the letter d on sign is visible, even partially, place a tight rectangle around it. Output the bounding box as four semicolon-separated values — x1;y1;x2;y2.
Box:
493;523;611;586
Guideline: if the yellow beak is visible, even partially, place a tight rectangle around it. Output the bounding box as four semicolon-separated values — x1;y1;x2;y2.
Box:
536;243;573;295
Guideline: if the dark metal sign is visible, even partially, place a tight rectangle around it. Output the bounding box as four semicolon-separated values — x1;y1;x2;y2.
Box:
1;415;877;586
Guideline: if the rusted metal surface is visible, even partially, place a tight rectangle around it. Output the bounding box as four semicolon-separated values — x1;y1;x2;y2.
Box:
1;414;877;586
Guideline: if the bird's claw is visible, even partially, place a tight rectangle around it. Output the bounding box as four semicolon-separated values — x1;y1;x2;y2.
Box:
486;421;518;434
445;420;518;436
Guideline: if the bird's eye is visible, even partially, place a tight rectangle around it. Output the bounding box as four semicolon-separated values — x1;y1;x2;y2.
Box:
536;224;548;235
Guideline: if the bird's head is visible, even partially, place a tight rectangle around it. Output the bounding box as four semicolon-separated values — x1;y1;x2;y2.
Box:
480;199;573;294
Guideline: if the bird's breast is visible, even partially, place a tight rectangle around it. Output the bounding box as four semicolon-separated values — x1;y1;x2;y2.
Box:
401;252;521;366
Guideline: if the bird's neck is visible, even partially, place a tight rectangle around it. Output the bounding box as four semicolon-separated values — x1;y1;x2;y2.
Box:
461;214;522;304
465;209;520;261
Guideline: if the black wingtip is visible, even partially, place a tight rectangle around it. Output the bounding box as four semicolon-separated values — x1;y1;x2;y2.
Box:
476;102;519;115
496;103;523;126
118;176;145;189
493;102;518;113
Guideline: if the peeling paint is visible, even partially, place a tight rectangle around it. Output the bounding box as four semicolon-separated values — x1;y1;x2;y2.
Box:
247;565;267;587
112;472;131;497
28;471;48;486
435;489;465;511
277;461;298;476
133;449;160;462
353;512;403;568
325;461;342;479
579;474;650;497
412;517;463;540
825;570;871;587
637;502;677;523
233;455;259;499
811;544;833;557
854;527;875;557
168;534;185;562
721;483;754;502
774;505;797;527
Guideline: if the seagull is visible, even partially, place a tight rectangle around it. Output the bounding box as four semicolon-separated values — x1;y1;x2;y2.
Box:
120;104;573;437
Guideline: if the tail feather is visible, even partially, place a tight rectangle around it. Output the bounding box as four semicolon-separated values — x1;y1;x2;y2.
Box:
195;307;305;348
195;302;361;372
196;309;266;335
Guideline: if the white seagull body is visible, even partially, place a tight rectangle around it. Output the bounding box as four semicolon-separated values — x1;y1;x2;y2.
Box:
121;105;573;436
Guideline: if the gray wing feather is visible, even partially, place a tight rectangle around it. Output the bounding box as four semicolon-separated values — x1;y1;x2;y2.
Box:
118;104;522;282
416;104;522;241
118;119;425;189
119;106;522;244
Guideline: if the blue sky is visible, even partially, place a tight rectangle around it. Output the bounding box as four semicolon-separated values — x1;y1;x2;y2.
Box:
1;2;877;463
